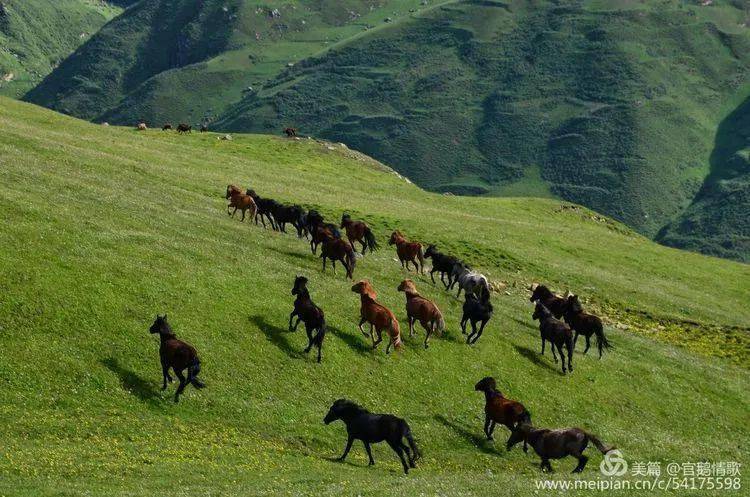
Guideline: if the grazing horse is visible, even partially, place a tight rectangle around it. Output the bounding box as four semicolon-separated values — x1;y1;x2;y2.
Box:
563;295;611;358
507;423;615;473
272;203;306;236
474;377;531;450
424;245;461;288
149;315;205;403
340;214;379;254
225;184;257;221
162;123;172;131
321;237;356;279
324;399;420;474
450;263;489;299
351;280;402;353
283;127;297;137
245;190;278;229
388;231;424;273
461;287;493;344
289;276;326;362
532;302;574;374
397;279;444;348
177;123;192;134
529;284;568;319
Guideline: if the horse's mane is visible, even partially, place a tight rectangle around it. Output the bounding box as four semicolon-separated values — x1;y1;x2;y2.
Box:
333;399;368;416
535;285;555;298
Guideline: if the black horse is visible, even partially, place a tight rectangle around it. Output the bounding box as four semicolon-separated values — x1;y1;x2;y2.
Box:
149;315;205;402
289;276;326;362
563;295;611;358
460;287;493;344
530;285;568;319
424;245;462;289
532;302;574;374
306;209;342;253
324;399;420;474
507;423;615;473
246;189;278;229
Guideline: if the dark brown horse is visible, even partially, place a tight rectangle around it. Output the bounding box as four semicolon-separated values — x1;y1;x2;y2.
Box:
563;295;611;358
352;280;402;353
340;214;379;254
177;123;192;134
397;279;444;348
507;423;615;473
474;377;531;450
289;276;326;362
388;231;424;273
162;123;172;131
529;284;568;318
149;315;205;403
225;185;257;221
321;237;356;279
532;302;574;374
283;127;297;137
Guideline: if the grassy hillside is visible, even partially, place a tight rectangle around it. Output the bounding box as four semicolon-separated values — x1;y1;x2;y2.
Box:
1;98;748;496
0;0;122;97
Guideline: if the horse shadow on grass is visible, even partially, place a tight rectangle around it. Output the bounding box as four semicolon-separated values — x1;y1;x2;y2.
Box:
513;344;563;375
100;357;162;405
269;246;314;264
434;414;500;456
510;316;536;330
249;314;302;359
328;325;371;357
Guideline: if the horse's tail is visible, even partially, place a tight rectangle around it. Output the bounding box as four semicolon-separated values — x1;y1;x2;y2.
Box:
518;408;531;426
417;245;425;272
189;360;206;389
435;309;446;336
391;316;403;349
347;247;357;270
314;319;327;346
363;227;379;252
585;432;615;454
404;423;421;462
595;322;612;352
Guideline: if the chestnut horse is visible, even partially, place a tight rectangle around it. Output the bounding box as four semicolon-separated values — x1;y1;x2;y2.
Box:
321;237;356;279
388;231;424;273
397;279;444;348
351;280;402;353
474;377;531;451
149;315;205;403
226;184;257;222
340;214;379;254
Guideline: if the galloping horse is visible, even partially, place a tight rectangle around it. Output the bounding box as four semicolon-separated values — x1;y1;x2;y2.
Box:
397;279;444;348
246;189;278;229
388;231;424;273
307;210;341;254
532;302;574;374
289;276;326;362
321;236;356;279
351;280;402;353
474;377;531;450
450;263;490;299
424;245;461;288
149;315;205;403
563;295;611;358
340;214;379;254
225;185;257;222
530;284;568;319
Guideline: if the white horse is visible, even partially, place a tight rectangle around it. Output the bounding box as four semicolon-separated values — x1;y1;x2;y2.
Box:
450;263;490;298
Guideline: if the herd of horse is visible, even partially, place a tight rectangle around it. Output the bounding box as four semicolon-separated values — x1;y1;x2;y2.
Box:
146;183;616;474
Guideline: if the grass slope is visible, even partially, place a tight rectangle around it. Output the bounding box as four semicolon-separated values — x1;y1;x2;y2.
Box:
0;0;122;97
1;98;748;497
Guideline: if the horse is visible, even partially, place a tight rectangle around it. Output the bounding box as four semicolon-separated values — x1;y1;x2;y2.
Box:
162;123;172;131
474;377;531;451
137;122;147;131
271;203;306;237
245;190;278;229
340;214;379;254
351;280;402;353
450;263;489;299
388;231;424;273
397;279;444;348
507;423;615;473
149;315;205;403
307;210;341;254
324;399;420;474
177;123;192;134
461;287;493;344
283;127;297;137
289;276;326;362
225;185;257;222
529;284;568;319
424;245;461;289
321;237;356;279
563;295;611;358
532;302;574;374
200;124;208;132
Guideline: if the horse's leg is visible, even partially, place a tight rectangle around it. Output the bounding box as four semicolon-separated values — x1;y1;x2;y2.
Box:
174;369;187;403
331;259;336;274
430;269;436;284
424;325;432;349
540;337;546;355
401;442;416;467
472;319;488;344
542;459;553;472
467;319;477;344
573;454;589;473
484;415;493;440
321;254;327;272
456;285;462;299
363;441;375;465
551;342;559;363
288;310;298;331
372;327;383;348
240;208;246;221
583;335;591;355
387;440;409;474
460;316;468;335
231;207;238;218
304;325;314;353
567;344;574;373
337;436;354;461
386;336;393;354
160;359;172;390
573;331;579;350
358;317;369;337
407;316;415;337
316;336;323;363
488;421;497;440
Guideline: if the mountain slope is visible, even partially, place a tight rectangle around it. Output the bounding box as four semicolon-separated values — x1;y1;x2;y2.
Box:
0;0;122;97
1;97;748;496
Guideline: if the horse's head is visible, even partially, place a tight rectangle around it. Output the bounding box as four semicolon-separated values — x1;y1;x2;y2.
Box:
351;280;377;299
292;276;308;296
340;213;351;228
532;302;551;321
149;315;171;335
424;244;436;258
245;189;258;199
474;376;497;393
566;294;583;313
388;231;402;245
324;399;361;424
226;185;239;199
529;284;551;302
507;422;533;451
397;279;418;294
